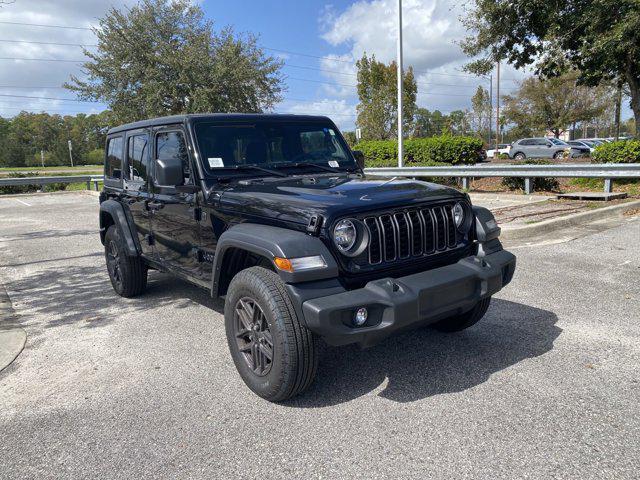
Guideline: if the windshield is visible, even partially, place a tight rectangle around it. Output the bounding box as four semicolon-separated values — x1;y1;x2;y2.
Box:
193;121;355;176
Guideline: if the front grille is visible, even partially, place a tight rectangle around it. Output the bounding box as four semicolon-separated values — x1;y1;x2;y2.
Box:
362;203;461;266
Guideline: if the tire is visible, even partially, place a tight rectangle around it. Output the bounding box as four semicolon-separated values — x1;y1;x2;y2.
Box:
553;151;564;160
104;225;147;297
514;152;526;160
432;297;491;332
224;266;318;402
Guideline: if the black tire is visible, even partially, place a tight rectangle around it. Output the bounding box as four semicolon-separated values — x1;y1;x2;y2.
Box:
224;266;318;402
553;151;564;160
514;152;526;160
432;297;491;332
104;225;147;297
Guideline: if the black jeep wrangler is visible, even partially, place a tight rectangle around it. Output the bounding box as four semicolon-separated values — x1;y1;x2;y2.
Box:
99;114;515;401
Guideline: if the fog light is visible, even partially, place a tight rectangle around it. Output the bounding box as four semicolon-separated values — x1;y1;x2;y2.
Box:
354;307;368;326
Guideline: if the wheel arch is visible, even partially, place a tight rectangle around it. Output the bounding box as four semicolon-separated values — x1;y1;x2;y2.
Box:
99;199;139;256
212;223;339;298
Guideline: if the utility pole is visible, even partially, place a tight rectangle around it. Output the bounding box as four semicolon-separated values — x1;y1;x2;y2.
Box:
495;62;500;149
40;149;45;168
67;140;74;167
397;0;404;168
488;73;493;152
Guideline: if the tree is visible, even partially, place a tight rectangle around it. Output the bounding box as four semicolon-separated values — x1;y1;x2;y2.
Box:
470;86;491;140
502;73;609;138
66;0;284;124
355;54;417;140
461;0;640;137
412;108;448;137
447;110;469;136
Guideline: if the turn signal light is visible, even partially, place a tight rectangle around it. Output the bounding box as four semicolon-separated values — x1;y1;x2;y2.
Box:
273;255;327;273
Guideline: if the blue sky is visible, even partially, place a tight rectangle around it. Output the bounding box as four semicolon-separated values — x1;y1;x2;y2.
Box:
0;0;631;130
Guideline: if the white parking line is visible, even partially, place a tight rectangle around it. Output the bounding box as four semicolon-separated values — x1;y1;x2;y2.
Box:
13;199;31;207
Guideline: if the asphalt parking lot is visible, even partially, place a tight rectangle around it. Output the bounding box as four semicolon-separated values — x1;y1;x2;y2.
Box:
1;192;639;479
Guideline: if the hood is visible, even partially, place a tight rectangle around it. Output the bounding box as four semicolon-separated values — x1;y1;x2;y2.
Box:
212;173;465;226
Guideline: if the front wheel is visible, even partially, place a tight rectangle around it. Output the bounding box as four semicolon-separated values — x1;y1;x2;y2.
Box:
224;267;318;402
432;297;491;332
104;225;147;297
513;152;526;160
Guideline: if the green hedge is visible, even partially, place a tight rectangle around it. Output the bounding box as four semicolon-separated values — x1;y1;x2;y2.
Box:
592;140;640;163
501;159;559;192
356;135;483;167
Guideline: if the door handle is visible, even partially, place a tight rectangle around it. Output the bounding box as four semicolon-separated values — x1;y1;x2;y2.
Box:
146;200;164;211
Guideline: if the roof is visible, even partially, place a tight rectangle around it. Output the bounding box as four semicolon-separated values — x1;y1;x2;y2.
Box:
107;113;333;135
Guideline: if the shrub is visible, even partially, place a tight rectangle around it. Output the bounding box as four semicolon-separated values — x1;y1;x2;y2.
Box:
84;148;105;166
501;159;559;192
358;135;484;167
592;140;640;163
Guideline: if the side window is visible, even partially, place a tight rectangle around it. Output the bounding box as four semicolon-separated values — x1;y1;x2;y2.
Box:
156;131;190;182
106;136;124;179
127;134;149;183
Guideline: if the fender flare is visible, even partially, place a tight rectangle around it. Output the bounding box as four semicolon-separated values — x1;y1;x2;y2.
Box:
473;206;501;242
212;223;339;297
99;199;139;256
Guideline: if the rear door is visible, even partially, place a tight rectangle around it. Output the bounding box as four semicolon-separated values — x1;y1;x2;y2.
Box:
123;129;154;256
149;126;202;278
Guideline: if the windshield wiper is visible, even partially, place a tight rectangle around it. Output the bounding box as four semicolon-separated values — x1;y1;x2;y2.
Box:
218;164;288;178
277;161;351;173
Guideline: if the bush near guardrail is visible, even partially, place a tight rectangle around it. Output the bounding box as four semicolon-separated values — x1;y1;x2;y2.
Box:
592;140;640;164
359;135;483;167
501;159;560;192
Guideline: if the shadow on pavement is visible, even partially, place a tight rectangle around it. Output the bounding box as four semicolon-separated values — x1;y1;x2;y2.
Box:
286;299;561;406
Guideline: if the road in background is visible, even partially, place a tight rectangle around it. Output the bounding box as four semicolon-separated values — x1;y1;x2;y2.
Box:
1;193;639;479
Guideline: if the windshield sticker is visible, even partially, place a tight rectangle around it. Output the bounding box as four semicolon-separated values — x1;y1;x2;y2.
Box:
328;129;336;136
208;157;224;168
328;160;339;168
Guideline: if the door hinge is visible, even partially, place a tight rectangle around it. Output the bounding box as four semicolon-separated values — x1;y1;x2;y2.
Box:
307;215;323;235
145;233;155;246
194;207;202;222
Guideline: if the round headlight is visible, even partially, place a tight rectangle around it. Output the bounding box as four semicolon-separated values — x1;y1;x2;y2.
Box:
453;202;465;228
333;219;357;252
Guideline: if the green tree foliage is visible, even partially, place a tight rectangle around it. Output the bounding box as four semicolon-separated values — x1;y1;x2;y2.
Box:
355;54;417;140
413;109;469;137
0;112;110;167
502;73;610;138
470;86;491;140
461;0;640;136
65;0;284;124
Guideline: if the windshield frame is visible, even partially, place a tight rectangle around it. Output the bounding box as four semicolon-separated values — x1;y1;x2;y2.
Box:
191;118;357;180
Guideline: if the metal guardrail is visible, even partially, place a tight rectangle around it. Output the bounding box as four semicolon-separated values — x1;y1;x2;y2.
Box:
0;175;104;191
364;163;640;193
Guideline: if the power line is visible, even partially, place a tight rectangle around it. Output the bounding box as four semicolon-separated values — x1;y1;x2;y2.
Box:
0;57;84;63
0;21;92;30
0;39;97;47
0;93;100;103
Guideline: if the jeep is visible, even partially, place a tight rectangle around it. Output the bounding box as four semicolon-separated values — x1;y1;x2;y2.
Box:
98;114;516;401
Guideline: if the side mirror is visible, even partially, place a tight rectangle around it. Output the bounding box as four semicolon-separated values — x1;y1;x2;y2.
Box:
352;150;365;170
155;157;184;187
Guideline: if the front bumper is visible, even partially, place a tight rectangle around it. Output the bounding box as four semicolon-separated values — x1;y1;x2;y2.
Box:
299;249;516;347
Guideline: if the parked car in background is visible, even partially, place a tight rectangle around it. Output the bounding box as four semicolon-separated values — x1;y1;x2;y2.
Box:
509;138;571;160
577;138;605;146
567;140;595;154
485;143;511;159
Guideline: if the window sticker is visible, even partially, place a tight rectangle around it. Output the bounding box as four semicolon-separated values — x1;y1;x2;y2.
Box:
328;129;336;136
208;157;225;168
328;160;339;168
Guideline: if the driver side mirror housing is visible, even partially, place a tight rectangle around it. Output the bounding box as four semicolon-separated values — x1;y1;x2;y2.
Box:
352;150;365;170
155;157;184;187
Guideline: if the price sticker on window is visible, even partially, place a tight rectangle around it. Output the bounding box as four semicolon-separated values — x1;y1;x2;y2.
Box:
208;157;224;168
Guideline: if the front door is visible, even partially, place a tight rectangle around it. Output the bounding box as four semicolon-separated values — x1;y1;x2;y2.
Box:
123;129;154;256
149;127;201;278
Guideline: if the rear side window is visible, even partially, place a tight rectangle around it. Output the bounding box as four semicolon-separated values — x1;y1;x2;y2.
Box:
156;131;190;182
519;139;534;146
127;134;150;183
105;136;124;179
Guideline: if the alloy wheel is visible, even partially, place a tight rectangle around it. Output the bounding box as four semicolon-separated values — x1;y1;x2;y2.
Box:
234;297;274;376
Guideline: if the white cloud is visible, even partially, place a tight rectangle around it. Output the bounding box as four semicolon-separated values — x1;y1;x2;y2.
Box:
0;0;137;117
285;99;357;130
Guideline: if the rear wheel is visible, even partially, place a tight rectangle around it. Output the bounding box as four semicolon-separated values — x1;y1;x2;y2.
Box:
432;297;491;332
224;267;318;402
553;151;564;160
104;225;147;297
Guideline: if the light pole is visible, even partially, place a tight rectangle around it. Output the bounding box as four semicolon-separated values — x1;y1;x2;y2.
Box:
397;0;404;168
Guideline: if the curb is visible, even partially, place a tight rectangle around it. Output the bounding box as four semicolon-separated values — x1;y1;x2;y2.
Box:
0;281;26;373
500;199;640;241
